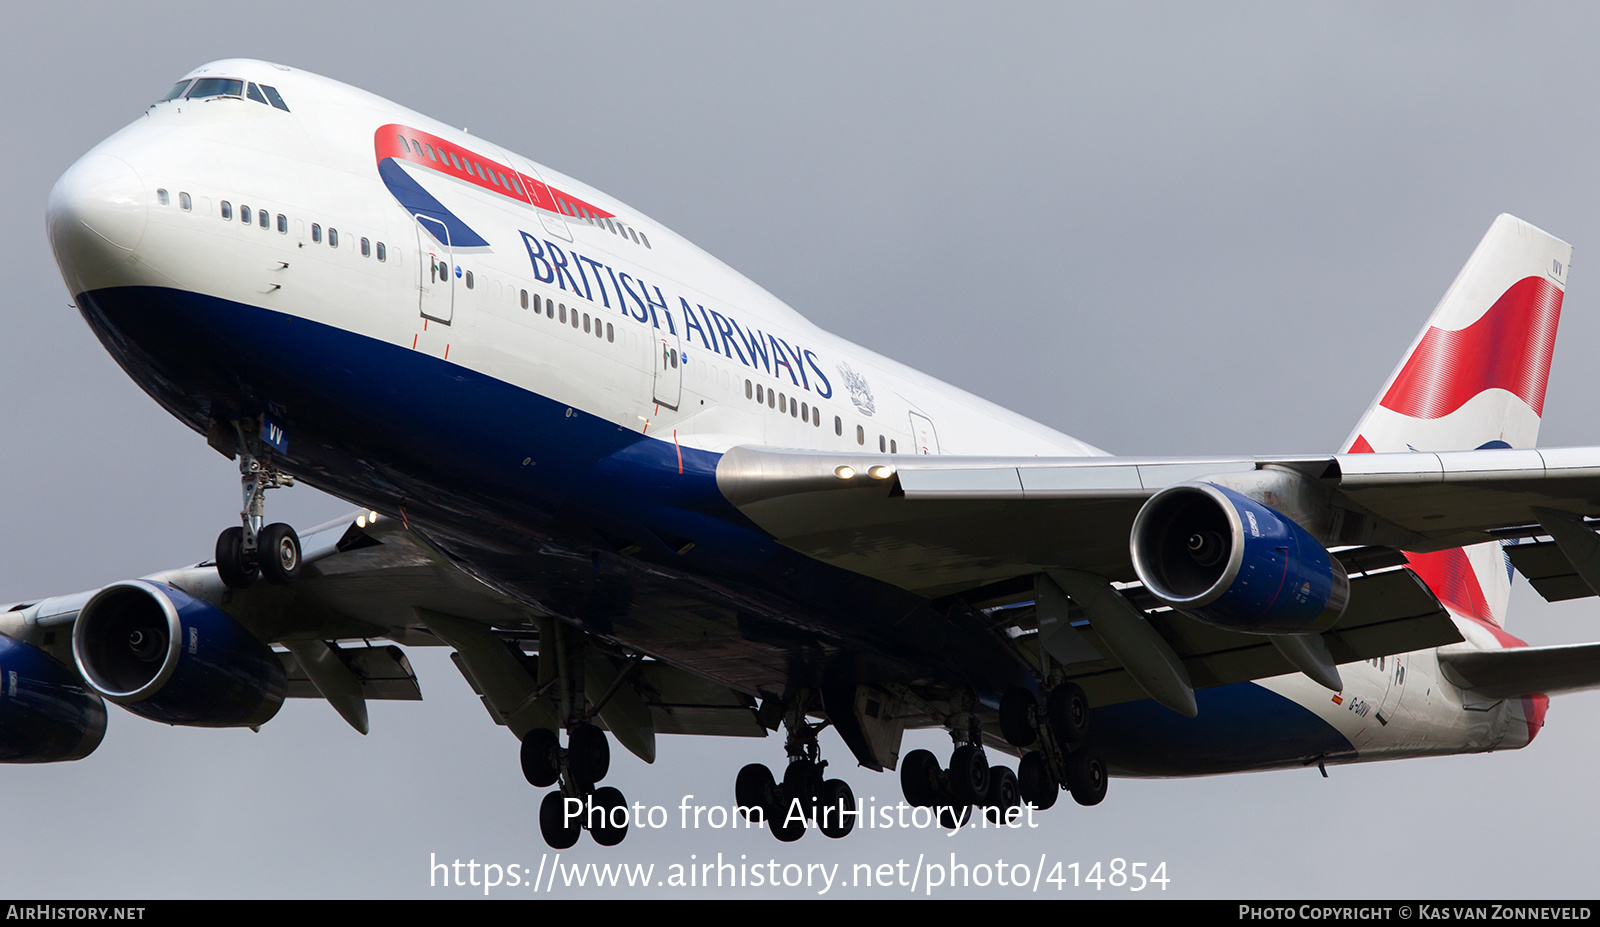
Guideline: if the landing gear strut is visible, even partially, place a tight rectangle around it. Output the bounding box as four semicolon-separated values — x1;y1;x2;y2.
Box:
215;418;300;590
736;697;855;842
1000;681;1109;809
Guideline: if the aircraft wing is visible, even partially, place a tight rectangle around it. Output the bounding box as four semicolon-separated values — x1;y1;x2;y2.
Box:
715;443;1600;596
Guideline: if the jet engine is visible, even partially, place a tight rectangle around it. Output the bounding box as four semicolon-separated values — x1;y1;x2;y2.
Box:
0;635;107;762
71;580;285;727
1130;481;1349;634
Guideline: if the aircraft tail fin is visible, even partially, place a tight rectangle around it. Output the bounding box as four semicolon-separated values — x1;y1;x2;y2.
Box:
1343;215;1571;634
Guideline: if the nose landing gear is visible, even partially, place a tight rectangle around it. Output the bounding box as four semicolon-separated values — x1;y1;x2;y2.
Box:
214;417;301;590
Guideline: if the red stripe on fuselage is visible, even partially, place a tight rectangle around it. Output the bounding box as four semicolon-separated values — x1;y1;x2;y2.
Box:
1379;276;1562;419
373;124;614;221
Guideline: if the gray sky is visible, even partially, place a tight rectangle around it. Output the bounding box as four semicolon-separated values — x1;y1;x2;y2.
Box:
5;1;1600;898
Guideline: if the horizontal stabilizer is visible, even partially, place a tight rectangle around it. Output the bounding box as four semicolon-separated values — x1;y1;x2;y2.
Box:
1438;642;1600;700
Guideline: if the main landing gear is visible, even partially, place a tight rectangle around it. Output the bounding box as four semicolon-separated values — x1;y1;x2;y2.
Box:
735;700;856;842
524;723;631;849
214;420;301;590
997;681;1108;808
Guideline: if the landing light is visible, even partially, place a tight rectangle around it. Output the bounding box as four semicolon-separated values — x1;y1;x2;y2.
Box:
868;465;894;480
834;466;855;480
356;515;366;528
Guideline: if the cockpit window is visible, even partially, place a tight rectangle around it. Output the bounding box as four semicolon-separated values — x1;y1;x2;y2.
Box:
247;82;268;105
258;84;290;112
186;78;245;100
159;80;192;103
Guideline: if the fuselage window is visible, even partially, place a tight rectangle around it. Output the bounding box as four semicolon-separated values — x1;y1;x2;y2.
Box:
259;210;269;229
756;384;765;403
891;439;898;453
509;176;524;195
361;237;371;257
583;313;591;333
745;380;753;399
156;188;169;206
533;293;542;314
397;136;411;154
246;83;268;106
465;271;474;289
640;232;651;249
277;214;287;233
424;144;437;162
792;402;800;419
856;425;865;446
800;401;808;420
221;201;232;220
778;393;787;413
520;289;529;309
377;242;387;262
497;172;509;188
258;85;290;112
879;435;886;452
410;138;424;156
834;416;842;436
448;151;462;170
571;308;579;329
814;408;821;428
606;323;614;342
329;228;339;248
241;205;252;224
559;304;567;323
311;223;321;243
179;192;192;211
768;390;776;410
629;229;640;245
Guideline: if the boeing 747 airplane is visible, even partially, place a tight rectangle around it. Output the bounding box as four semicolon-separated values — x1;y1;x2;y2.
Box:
18;59;1600;849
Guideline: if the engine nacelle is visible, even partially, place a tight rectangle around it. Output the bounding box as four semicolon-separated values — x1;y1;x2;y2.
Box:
72;580;285;727
1130;482;1349;634
0;635;107;762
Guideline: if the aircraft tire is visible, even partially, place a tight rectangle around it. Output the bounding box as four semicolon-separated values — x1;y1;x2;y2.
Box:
735;763;778;822
936;802;971;832
818;778;855;839
948;744;990;806
258;523;301;585
520;727;560;787
1018;751;1058;810
1066;748;1108;806
1047;682;1090;744
900;749;942;807
539;790;581;849
588;786;629;847
567;723;610;788
215;527;258;589
984;765;1021;818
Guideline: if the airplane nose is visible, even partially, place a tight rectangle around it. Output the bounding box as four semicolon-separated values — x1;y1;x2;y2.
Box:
48;153;148;290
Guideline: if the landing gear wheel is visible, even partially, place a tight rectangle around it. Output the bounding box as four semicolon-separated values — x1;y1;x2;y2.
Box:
1047;681;1090;744
818;778;855;839
984;765;1021;822
900;749;942;807
948;744;990;806
1018;751;1058;810
588;786;629;847
770;783;806;842
520;728;560;787
567;724;610;788
782;760;821;812
736;763;779;822
1066;748;1108;806
258;522;301;585
215;527;258;590
936;802;971;832
539;790;580;849
999;688;1039;747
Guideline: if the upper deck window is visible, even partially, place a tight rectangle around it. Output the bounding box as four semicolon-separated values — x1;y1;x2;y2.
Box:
186;78;245;100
